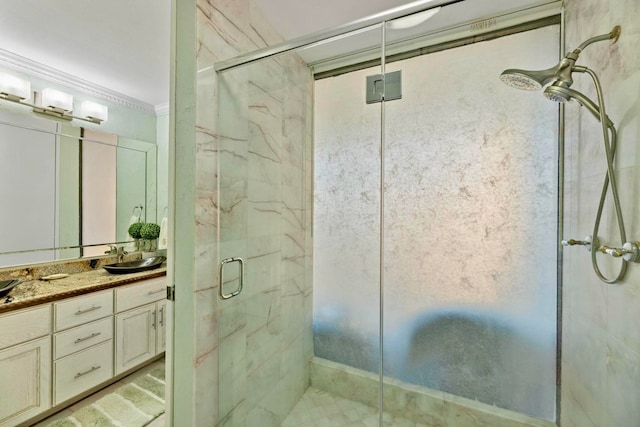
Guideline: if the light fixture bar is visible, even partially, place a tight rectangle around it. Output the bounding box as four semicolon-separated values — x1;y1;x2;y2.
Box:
0;74;108;124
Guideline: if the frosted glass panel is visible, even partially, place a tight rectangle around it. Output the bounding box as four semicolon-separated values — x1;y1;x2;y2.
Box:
314;26;559;420
313;33;383;374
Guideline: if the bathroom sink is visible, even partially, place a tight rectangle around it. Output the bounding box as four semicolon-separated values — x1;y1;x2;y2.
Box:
0;279;21;297
103;256;166;274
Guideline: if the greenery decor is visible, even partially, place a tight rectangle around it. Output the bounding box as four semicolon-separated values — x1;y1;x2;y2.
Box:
128;222;144;239
139;222;161;251
140;222;161;240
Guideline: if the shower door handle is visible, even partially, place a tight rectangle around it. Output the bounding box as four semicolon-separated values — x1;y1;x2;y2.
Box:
218;257;244;300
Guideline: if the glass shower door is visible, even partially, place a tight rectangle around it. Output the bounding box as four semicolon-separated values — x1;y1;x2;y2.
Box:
216;23;386;426
214;47;314;426
381;23;560;422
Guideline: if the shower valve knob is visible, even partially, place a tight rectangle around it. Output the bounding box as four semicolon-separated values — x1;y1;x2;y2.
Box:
561;236;592;250
597;242;640;262
622;242;640;263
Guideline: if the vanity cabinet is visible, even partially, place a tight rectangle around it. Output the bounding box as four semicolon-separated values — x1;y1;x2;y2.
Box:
52;290;114;406
0;306;51;427
0;274;167;426
114;277;166;375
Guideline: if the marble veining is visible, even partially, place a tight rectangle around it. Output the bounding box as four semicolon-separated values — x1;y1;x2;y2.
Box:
188;1;314;426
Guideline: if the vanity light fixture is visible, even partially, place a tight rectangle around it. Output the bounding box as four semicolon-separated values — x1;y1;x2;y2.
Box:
0;71;108;124
41;88;74;112
78;100;108;124
0;72;31;101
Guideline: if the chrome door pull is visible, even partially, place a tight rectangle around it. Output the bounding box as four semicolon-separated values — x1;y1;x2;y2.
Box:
74;365;101;379
74;332;101;344
75;305;102;315
219;257;244;300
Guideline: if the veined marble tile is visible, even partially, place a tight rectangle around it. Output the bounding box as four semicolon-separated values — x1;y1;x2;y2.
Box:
311;358;555;427
605;336;640;426
197;0;253;60
218;330;248;420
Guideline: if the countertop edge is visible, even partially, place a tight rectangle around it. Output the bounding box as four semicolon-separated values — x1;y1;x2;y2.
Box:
0;269;167;314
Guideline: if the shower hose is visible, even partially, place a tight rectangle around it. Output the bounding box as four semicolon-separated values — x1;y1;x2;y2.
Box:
583;67;628;284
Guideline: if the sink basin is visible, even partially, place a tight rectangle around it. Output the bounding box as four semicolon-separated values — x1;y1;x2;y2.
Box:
0;279;21;297
103;256;166;274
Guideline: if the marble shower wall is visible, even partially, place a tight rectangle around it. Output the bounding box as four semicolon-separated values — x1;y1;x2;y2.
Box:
174;1;313;425
561;1;640;426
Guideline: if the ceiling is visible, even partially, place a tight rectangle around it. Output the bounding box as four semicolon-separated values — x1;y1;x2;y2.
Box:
0;0;549;109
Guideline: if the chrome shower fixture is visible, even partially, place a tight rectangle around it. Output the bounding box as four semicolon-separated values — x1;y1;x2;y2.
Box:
500;26;621;92
500;26;640;284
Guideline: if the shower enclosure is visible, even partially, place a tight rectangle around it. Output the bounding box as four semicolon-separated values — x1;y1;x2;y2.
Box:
211;1;562;425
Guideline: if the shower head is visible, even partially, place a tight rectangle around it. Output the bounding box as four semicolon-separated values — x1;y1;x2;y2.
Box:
543;84;613;127
499;67;559;91
499;26;621;92
500;54;577;92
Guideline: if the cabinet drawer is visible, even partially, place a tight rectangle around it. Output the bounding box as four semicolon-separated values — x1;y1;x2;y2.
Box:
0;305;51;350
115;277;166;313
54;290;113;331
54;340;113;405
54;317;113;360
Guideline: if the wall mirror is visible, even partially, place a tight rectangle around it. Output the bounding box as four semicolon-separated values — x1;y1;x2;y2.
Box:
0;108;157;267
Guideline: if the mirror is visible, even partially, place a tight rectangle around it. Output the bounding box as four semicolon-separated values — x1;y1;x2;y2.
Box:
0;108;157;267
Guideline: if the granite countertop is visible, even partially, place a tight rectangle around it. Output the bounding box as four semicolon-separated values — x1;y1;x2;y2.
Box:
0;256;167;314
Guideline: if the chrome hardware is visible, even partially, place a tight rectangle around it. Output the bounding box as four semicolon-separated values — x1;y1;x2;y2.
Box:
74;365;101;379
74;332;101;344
561;236;592;251
117;246;128;263
159;307;165;327
148;288;165;295
75;305;102;315
104;245;127;262
598;242;640;262
152;311;157;329
219;257;244;300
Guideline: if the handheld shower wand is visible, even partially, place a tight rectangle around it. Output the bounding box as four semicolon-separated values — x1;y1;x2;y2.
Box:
500;26;634;284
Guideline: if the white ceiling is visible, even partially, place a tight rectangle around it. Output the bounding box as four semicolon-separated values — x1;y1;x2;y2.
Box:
0;0;171;107
0;0;548;109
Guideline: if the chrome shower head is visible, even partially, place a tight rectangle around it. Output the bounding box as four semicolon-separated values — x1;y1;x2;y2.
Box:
500;26;621;93
543;84;572;103
543;84;613;127
499;67;559;91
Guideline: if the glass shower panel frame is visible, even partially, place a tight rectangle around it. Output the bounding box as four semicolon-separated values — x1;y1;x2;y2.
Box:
380;24;560;421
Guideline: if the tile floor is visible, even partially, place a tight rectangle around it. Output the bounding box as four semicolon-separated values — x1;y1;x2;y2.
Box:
35;366;429;427
34;359;166;427
281;387;431;427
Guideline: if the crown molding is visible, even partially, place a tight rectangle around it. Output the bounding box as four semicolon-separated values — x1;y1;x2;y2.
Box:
155;102;170;116
0;48;157;116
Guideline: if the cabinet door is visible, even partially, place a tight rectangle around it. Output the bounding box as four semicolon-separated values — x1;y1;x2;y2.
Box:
156;300;167;354
0;336;51;427
115;303;156;375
